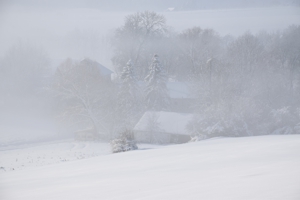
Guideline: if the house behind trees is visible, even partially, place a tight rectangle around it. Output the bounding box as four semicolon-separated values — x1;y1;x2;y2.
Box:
133;111;194;144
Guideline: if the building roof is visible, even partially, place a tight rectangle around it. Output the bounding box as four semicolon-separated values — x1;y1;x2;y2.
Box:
80;58;113;76
133;111;194;136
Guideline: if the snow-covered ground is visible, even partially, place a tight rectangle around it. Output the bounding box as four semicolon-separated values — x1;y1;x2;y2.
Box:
0;139;159;172
1;135;300;200
0;140;111;171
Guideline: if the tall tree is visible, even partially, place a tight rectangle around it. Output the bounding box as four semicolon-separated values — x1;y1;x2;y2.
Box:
111;11;167;78
117;59;141;128
280;26;300;101
177;27;221;80
144;54;170;111
53;59;117;139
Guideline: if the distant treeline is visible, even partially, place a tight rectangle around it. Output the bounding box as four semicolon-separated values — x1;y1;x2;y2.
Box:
0;11;299;140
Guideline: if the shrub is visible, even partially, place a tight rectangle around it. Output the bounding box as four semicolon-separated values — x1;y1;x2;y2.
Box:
110;130;138;153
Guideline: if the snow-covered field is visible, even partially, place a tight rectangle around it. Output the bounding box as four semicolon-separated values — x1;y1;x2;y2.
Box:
1;135;300;200
0;140;111;172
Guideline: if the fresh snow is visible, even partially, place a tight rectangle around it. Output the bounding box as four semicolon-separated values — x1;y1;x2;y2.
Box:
0;140;159;172
1;135;300;200
0;140;111;172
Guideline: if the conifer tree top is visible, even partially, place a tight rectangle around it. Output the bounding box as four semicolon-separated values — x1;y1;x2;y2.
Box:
144;54;170;111
127;59;132;67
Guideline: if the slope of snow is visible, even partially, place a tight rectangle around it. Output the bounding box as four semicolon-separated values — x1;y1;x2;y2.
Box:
0;140;111;172
0;140;160;172
1;135;300;200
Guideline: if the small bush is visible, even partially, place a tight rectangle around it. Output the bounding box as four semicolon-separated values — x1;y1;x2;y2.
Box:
189;135;207;142
110;130;138;153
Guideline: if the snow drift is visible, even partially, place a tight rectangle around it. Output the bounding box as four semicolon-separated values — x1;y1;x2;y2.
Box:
1;135;300;200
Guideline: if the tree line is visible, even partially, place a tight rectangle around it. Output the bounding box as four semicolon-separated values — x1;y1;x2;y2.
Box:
111;11;300;138
0;11;299;140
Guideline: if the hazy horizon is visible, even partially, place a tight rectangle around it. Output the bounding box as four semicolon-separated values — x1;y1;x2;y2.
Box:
0;1;299;143
1;4;299;68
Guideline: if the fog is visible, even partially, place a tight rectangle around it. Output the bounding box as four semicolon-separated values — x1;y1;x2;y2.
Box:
1;1;299;61
0;0;300;144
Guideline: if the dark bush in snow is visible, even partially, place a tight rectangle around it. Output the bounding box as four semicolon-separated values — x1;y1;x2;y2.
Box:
110;130;138;153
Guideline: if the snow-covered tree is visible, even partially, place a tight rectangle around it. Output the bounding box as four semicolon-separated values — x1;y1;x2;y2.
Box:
117;59;141;128
111;11;167;78
144;54;170;111
110;130;138;153
177;27;221;80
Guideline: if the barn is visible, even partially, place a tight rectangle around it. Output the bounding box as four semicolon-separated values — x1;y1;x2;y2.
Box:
133;111;194;144
80;58;114;77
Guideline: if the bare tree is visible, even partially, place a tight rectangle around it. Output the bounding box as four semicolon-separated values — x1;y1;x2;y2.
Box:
279;26;300;100
111;11;167;78
53;59;117;139
178;27;221;80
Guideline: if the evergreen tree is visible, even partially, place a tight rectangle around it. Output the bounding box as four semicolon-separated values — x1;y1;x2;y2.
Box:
144;54;170;111
118;60;140;128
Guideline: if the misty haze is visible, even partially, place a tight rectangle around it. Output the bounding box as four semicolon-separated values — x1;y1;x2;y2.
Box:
0;1;300;199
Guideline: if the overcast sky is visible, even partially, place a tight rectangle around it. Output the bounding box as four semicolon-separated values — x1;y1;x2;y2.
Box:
1;0;299;11
0;0;299;66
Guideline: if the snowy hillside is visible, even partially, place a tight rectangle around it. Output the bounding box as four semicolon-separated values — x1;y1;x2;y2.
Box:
0;141;111;171
1;135;300;200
